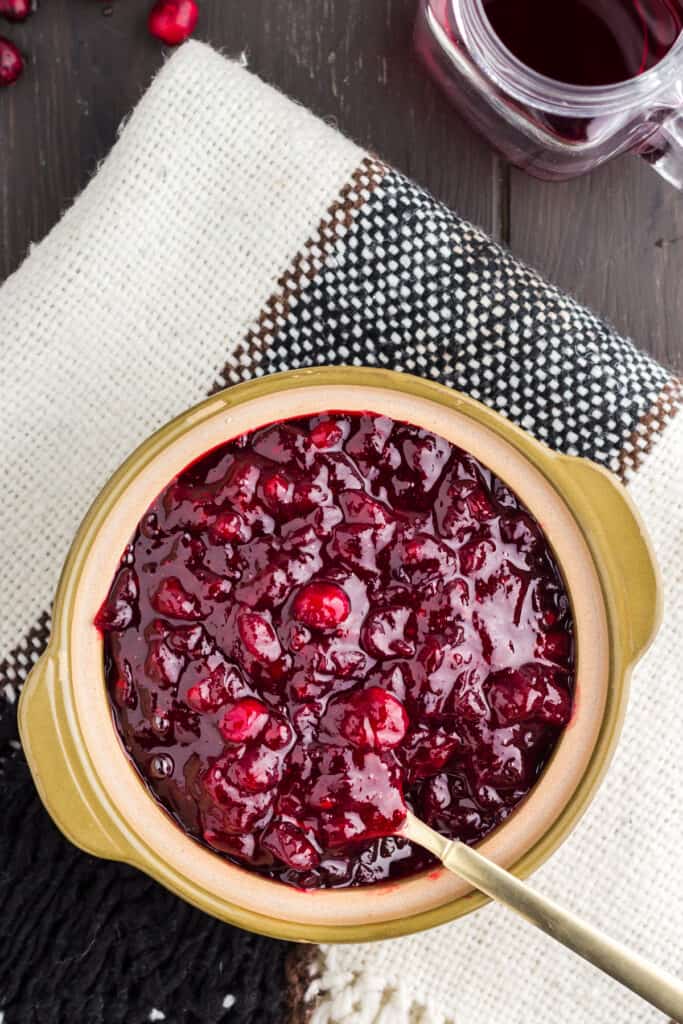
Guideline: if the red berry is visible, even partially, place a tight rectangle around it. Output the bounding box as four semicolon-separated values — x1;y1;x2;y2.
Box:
151;576;202;620
148;0;198;46
536;629;572;665
0;0;30;22
238;610;282;663
202;829;269;865
262;471;294;511
262;716;293;750
261;820;320;871
293;581;351;630
0;35;22;89
219;698;270;744
209;511;243;543
167;623;210;657
95;567;139;632
403;724;462;779
229;745;283;793
488;665;572;727
186;663;246;712
338;686;408;751
145;638;186;687
361;603;416;659
310;419;343;450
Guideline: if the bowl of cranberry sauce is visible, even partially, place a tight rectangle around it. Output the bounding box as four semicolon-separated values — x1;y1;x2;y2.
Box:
18;369;659;939
99;411;576;890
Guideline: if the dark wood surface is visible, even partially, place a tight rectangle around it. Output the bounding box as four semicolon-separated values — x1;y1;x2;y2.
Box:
2;0;682;372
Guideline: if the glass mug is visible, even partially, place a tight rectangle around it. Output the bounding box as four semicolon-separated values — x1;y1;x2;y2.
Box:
415;0;683;185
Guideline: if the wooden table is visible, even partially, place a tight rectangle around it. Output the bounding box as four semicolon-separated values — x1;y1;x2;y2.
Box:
2;0;681;372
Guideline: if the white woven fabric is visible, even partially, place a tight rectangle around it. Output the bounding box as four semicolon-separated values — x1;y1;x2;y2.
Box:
1;40;681;1024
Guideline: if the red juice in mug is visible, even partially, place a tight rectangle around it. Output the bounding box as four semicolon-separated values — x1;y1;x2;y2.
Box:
415;0;683;184
482;0;683;87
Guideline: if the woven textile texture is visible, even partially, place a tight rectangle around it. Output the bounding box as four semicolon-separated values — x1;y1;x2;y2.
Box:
1;41;681;1024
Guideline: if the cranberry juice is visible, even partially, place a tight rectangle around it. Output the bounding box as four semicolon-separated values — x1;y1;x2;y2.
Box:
482;0;683;86
98;413;574;889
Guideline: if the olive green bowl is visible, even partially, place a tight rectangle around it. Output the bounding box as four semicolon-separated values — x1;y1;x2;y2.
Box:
18;366;660;943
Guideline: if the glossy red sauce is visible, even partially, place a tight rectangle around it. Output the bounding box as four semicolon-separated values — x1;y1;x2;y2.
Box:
98;412;574;888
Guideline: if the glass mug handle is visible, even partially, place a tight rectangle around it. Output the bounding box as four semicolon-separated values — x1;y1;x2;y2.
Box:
643;111;683;189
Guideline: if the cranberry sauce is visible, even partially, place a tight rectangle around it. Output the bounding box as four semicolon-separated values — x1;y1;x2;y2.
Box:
98;413;574;889
482;0;683;87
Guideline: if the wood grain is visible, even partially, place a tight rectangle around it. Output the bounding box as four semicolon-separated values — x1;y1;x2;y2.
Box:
1;0;680;371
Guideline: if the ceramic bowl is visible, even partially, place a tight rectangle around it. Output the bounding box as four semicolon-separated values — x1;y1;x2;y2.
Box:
18;366;660;942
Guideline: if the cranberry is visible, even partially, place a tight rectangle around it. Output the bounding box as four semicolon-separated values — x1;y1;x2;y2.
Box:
101;411;574;890
147;0;198;45
487;665;572;727
95;567;139;631
470;727;537;789
201;767;274;835
209;511;243;543
361;604;416;659
238;610;282;663
403;430;451;489
310;419;343;450
167;623;211;656
336;687;409;751
403;724;462;779
252;423;306;465
0;0;30;21
145;639;185;687
537;629;572;665
151;577;202;620
262;717;293;750
293;581;351;630
219;698;270;744
261;820;320;871
228;746;283;793
186;663;245;712
401;534;457;583
221;461;260;508
310;749;407;845
202;829;268;864
262;471;294;512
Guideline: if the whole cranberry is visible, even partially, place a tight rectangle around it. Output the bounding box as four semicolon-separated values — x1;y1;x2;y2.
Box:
293;581;351;630
0;0;31;22
0;37;23;87
148;0;199;45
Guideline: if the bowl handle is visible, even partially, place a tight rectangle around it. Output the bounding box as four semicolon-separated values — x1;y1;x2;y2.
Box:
18;651;125;861
555;455;661;665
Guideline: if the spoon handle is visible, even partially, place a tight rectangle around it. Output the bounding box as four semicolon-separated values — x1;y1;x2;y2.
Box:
404;812;683;1021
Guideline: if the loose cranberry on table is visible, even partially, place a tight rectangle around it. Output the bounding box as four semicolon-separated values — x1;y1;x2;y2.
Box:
147;0;199;46
0;0;31;21
98;412;574;889
0;35;22;86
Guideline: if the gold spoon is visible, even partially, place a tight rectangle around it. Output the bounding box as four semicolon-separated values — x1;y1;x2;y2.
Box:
403;811;683;1021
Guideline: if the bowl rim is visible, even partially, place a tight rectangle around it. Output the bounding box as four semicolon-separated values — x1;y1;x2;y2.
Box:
27;366;655;942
